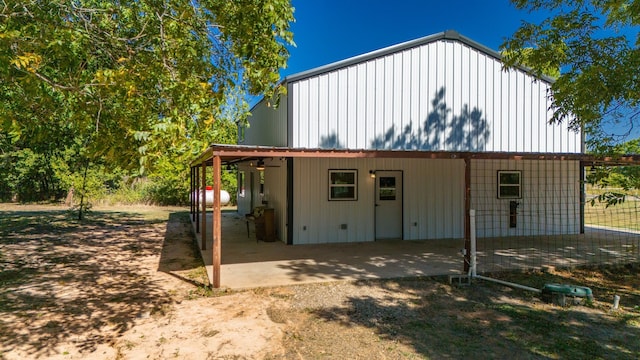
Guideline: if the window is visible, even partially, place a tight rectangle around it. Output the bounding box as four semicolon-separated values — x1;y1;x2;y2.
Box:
238;171;245;197
329;170;357;201
378;176;396;200
498;170;522;199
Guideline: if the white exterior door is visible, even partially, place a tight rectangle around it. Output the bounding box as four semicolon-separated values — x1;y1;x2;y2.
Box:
375;171;403;240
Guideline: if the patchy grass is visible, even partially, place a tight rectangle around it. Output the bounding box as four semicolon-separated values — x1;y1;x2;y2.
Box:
1;203;639;359
584;199;640;231
275;268;640;359
0;204;199;358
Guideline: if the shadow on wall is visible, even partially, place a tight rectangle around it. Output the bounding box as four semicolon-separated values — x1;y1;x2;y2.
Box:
320;87;490;151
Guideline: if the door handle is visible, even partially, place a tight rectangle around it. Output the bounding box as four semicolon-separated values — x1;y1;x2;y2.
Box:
375;204;380;207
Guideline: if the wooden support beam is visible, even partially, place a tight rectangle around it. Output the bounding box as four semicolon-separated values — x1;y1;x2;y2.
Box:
189;167;196;221
212;155;222;288
201;160;207;251
195;166;200;233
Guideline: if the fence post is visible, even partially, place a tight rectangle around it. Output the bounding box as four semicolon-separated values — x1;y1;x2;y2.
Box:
470;209;477;277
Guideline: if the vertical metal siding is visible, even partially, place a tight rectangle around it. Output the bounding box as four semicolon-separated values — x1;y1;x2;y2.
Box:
236;164;252;215
263;158;288;243
308;77;319;148
291;157;464;244
471;159;580;237
242;94;288;146
288;38;581;153
347;65;358;147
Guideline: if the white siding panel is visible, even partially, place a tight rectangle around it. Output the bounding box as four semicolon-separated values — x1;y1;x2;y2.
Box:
393;52;403;143
471;159;581;237
328;72;340;147
347;65;357;148
356;62;368;149
366;60;377;149
530;80;540;152
491;59;503;152
287;37;582;153
264;158;288;243
298;81;309;148
427;42;440;150
419;45;429;138
443;41;454;150
317;74;329;147
242;94;288;147
291;158;465;244
523;72;532;152
509;71;519;151
537;82;548;152
401;50;411;142
411;48;421;148
236;164;252;215
374;58;385;149
338;68;348;148
307;77;319;148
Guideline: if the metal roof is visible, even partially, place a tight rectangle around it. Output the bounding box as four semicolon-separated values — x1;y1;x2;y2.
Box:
283;30;556;84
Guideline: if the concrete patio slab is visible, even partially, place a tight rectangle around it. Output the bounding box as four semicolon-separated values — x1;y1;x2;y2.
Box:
189;210;639;289
191;211;465;289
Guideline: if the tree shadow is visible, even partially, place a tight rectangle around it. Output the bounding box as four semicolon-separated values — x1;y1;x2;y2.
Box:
317;87;490;151
305;277;640;358
0;209;176;357
319;133;345;149
157;211;208;287
371;87;490;151
273;242;462;283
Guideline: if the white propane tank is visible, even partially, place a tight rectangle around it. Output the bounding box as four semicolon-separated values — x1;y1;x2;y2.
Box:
197;186;231;206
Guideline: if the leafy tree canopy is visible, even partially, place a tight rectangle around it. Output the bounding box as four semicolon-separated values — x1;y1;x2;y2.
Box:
501;0;640;152
0;0;295;173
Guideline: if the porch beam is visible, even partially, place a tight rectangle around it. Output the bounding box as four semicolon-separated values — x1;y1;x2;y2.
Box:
212;155;222;288
192;144;640;166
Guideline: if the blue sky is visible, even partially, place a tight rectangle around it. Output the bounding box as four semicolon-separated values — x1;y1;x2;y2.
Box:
279;1;639;142
284;0;548;77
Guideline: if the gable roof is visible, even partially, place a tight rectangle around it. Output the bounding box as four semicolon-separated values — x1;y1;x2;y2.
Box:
283;30;555;84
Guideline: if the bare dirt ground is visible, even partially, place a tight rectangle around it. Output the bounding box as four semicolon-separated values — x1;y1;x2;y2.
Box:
1;204;639;359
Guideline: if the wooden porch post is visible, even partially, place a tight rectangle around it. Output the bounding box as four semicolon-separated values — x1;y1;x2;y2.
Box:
579;161;585;234
464;157;471;273
212;155;222;288
201;160;207;250
195;165;200;233
189;167;193;220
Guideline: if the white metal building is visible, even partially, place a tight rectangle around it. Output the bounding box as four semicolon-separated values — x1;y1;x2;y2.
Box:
232;30;582;245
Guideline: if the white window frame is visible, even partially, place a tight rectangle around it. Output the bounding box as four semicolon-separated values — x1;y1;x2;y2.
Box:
328;169;358;201
497;170;522;199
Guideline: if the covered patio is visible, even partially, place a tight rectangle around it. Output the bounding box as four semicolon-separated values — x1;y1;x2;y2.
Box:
191;210;464;289
190;211;640;289
190;145;640;288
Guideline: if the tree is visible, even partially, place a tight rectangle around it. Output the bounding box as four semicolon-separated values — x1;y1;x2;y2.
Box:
0;0;294;213
501;0;640;152
0;0;294;171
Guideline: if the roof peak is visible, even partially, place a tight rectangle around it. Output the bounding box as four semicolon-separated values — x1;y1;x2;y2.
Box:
285;30;500;83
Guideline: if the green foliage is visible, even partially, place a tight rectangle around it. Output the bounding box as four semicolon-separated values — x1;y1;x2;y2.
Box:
502;0;640;152
0;0;294;208
0;148;62;202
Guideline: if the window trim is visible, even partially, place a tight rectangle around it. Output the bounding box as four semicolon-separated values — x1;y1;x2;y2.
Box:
497;170;522;199
328;169;358;201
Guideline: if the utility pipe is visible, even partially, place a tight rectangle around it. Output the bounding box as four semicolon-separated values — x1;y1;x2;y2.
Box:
469;208;541;294
474;275;541;293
